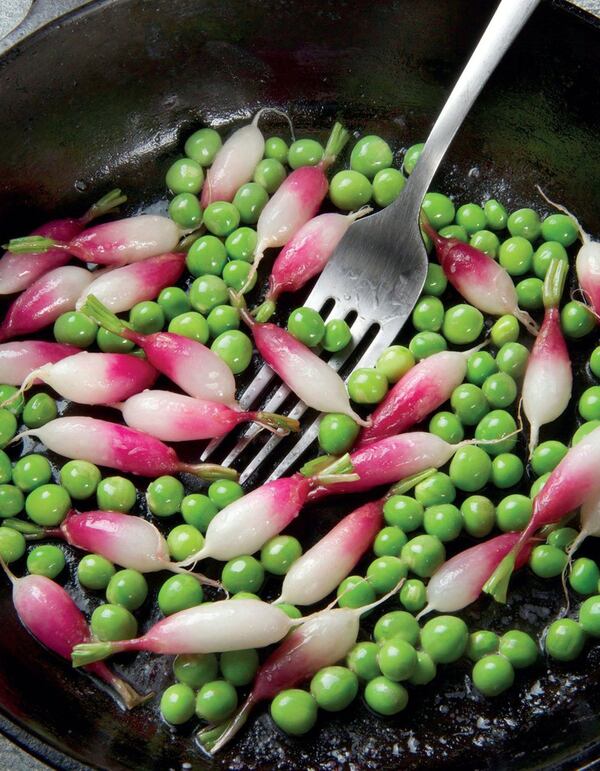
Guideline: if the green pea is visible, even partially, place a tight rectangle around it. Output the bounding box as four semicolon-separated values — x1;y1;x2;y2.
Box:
496;494;532;532
174;652;219;688
130;301;164;334
310;665;359;712
531;440;568;476
53;311;97;348
516;277;544;310
573;421;600;446
530;472;551;498
347;642;381;681
106;569;148;610
13;454;52;493
414;472;455;507
25;544;64;578
421;615;468;664
376;345;414;383
347;368;388;404
408;651;437;686
450;383;489;426
96;476;137;513
77;554;115;590
383;495;423;533
350;135;393;178
472;655;514;697
158;574;204;616
91;604;137;641
461;496;495;538
483;199;508;231
288;138;324;169
317;413;359;455
545;618;586;661
287;307;325;347
22;393;57;429
422;263;447;298
498;236;534;275
579;386;600;421
264;136;288;163
220;649;259;687
180;494;217;533
442;304;484;344
541;213;578;246
167;524;204;561
569;558;600;595
428;411;464;444
372;168;406;207
253;158;286;193
0;450;11;484
423;504;462;542
470;229;500;258
496;342;529;379
498;630;538;669
184;127;222;165
547;527;578;551
190;274;229;314
277;603;302;619
222;555;264;594
270;689;317;735
0;484;24;518
561;300;596;338
222;259;257;294
260;535;302;575
157;286;191;322
166;157;204;194
364;676;408;715
25;484;70;526
0;527;25;562
378;638;417;682
211;330;253;374
401;534;445;578
449;446;492;492
203;201;240;236
412;295;444;332
589;346;600;378
475;409;517;455
337;575;376;609
97;328;135;353
186;235;228;277
466;630;499;661
196;680;238;723
160;683;196;725
146;475;184;517
399;578;427;613
322;318;352;353
372;526;407;558
454;203;486;234
490;315;520;347
409;331;447;360
422;193;455;229
373;610;420;646
403;143;424;175
0;386;24;417
329;170;372;210
168;192;202;229
225;227;257;262
168;311;210;343
233;182;268;225
532;241;568;279
207;305;240;338
208;479;244;509
366;555;408;593
507;208;541;241
467;351;498;386
482;372;517;409
579;596;600;637
491;453;524;489
439;224;468;242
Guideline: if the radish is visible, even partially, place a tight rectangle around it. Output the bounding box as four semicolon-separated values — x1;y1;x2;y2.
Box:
9;352;158;406
566;494;600;563
421;216;538;335
0;189;126;295
244;122;350;289
0;266;95;342
175;454;357;567
0;557;148;709
522;259;572;455
115;389;299;441
0;341;79;386
356;345;483;448
484;423;600;603
253;208;372;322
6;214;183;266
14;416;238;480
76;252;185;313
235;294;368;425
418;532;536;618
81;295;236;405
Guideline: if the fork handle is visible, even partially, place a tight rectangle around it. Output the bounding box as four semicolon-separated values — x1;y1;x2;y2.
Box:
393;0;541;216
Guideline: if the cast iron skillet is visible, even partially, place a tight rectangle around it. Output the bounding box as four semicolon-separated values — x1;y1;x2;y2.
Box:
1;1;600;769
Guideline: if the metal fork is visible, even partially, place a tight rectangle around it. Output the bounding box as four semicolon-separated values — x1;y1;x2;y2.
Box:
203;0;540;483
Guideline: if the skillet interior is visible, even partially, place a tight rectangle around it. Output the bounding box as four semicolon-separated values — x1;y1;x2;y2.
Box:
1;1;600;768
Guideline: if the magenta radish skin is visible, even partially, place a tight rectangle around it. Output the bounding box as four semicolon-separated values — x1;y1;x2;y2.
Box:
0;341;79;385
0;266;94;342
20;352;158;405
275;500;382;606
76;252;185;313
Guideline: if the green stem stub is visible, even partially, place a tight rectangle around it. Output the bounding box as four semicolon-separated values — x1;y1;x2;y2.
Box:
322;122;350;168
312;452;358;486
482;552;517;604
300;455;337;478
184;463;239;482
84;188;127;222
388;468;437;497
81;295;135;339
71;641;115;667
543;257;569;309
5;236;56;253
253;299;276;324
2;519;45;537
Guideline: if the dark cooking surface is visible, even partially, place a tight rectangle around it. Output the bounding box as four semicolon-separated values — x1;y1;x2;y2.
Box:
1;0;600;769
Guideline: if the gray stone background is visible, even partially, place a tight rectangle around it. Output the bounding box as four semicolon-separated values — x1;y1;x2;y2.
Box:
0;0;598;768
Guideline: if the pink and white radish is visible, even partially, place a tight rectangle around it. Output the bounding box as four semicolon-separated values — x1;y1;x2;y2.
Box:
0;341;78;386
0;557;147;709
522;259;572;455
176;454;357;567
236;295;368;425
253;208;372;322
76;252;185;313
115;389;299;441
6;215;183;266
81;295;236;405
566;494;600;563
0;189;126;295
0;266;95;342
14;416;238;481
11;352;158;406
356;345;483;449
484;423;600;603
421;216;538;335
